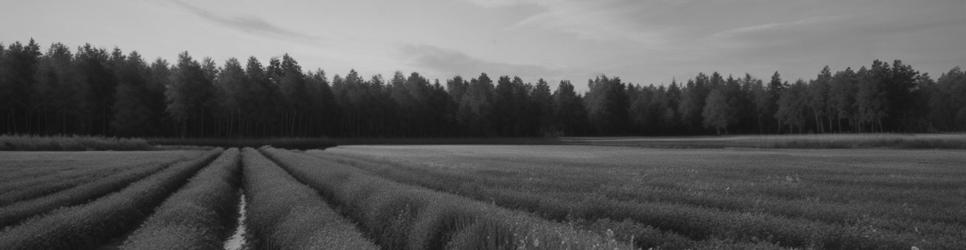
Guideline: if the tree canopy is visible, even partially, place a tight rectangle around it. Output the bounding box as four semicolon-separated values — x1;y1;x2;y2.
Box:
1;40;963;138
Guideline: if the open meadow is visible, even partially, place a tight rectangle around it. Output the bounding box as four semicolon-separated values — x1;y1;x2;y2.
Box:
0;143;963;249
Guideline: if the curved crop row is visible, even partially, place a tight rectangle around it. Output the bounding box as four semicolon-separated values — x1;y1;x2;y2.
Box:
0;157;186;228
0;163;153;206
241;148;377;250
0;148;223;249
120;148;241;250
260;147;631;250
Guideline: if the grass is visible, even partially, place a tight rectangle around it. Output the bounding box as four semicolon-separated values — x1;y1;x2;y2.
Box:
261;147;632;250
0;135;152;151
322;145;966;249
120;148;241;250
240;148;377;250
0;148;223;249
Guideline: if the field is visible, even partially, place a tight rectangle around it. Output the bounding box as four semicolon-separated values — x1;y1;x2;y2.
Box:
320;145;966;249
562;133;966;149
0;143;963;249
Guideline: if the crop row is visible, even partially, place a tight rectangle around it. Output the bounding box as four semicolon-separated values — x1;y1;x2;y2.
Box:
0;163;152;206
0;158;178;228
240;148;377;249
0;148;223;249
261;147;631;250
316;152;965;249
119;148;241;249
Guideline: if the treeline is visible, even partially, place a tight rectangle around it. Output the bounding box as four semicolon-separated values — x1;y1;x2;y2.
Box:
0;39;964;138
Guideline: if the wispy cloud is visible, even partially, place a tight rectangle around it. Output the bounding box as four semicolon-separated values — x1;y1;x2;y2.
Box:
463;0;664;44
400;44;563;80
709;16;844;41
169;0;319;44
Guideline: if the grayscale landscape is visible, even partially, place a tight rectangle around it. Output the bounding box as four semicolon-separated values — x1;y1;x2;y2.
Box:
1;0;964;249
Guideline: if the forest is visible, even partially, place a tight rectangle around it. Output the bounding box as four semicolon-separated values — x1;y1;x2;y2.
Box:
1;39;964;138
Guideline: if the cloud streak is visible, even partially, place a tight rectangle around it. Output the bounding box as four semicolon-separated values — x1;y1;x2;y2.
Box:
464;0;664;44
400;44;563;80
169;0;319;44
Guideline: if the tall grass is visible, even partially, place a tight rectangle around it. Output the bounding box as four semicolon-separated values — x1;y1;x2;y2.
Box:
0;158;181;228
0;135;151;151
120;148;241;250
261;147;631;250
0;148;223;249
240;148;377;249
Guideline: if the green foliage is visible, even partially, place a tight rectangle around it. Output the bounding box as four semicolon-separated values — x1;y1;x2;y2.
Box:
240;148;377;250
0;149;222;249
120;148;240;249
260;147;631;250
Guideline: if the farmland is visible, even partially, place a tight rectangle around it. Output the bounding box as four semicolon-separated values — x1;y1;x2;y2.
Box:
0;144;963;249
320;145;966;249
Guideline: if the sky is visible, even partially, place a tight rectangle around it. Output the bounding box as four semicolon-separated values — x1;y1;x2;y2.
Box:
1;0;964;92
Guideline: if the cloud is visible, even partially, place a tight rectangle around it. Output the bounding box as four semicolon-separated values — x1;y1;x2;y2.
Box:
169;0;319;44
462;0;664;44
399;44;563;80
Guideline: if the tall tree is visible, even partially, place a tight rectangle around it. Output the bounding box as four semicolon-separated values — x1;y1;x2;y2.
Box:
33;43;83;135
458;73;494;136
0;40;41;134
531;79;553;135
856;63;887;132
111;52;161;136
305;69;339;136
775;80;809;133
702;88;732;134
74;44;117;135
274;54;310;136
552;80;586;136
213;58;246;137
828;67;857;132
678;73;710;132
146;59;173;136
808;66;832;133
166;52;214;137
585;75;628;135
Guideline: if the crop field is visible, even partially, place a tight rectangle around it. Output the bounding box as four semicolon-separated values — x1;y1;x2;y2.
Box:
0;144;963;249
320;145;966;249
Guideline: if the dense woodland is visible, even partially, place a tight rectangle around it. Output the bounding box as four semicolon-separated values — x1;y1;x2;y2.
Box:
0;39;964;138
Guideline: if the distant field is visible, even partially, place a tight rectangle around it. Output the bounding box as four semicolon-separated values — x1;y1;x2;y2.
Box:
562;133;966;149
321;145;966;249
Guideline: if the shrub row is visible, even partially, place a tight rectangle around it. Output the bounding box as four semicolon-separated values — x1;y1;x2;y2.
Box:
0;148;223;249
0;157;182;228
240;148;377;250
317;152;966;249
0;164;145;206
119;148;241;250
0;135;152;151
261;147;631;250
